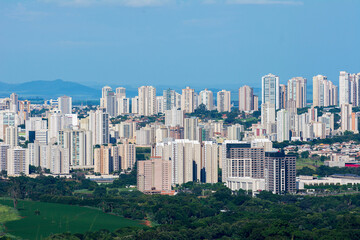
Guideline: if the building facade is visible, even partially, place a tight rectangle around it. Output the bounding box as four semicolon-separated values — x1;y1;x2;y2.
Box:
264;151;296;194
217;90;231;112
137;156;172;194
262;73;280;109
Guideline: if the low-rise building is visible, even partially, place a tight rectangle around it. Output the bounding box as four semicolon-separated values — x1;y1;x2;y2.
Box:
297;174;360;189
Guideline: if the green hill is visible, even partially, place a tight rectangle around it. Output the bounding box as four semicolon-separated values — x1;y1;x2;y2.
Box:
0;199;141;240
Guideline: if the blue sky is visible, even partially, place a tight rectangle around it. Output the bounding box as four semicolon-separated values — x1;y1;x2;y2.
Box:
0;0;359;90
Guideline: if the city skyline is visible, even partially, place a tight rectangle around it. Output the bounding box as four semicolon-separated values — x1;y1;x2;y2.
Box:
1;1;360;239
0;71;358;102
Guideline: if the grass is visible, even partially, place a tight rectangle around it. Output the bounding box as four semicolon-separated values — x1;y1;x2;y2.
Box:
243;117;257;122
0;204;21;238
109;187;136;193
136;147;151;160
117;187;136;192
0;199;142;240
73;189;93;194
296;158;324;170
0;204;20;224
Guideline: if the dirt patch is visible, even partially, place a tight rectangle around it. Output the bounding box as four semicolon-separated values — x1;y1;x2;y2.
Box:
140;219;152;227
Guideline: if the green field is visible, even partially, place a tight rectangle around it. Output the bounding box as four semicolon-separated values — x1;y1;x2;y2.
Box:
0;199;142;240
296;157;324;170
0;204;21;238
73;189;94;194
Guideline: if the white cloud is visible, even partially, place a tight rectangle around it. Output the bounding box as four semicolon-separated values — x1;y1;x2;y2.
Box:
56;40;97;46
39;0;304;7
40;0;174;7
225;0;303;5
183;18;223;27
7;3;49;20
201;0;218;4
121;0;173;7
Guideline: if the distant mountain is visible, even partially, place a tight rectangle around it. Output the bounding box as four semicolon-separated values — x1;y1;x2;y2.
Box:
0;79;100;100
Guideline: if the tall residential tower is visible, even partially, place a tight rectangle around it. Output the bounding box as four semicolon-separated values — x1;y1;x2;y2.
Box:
262;74;280;109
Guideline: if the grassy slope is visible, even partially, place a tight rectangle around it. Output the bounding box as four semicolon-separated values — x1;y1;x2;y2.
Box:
0;204;21;238
0;199;141;240
296;157;324;170
0;204;20;224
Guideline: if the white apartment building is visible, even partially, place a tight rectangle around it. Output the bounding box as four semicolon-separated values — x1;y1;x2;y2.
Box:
262;73;280;109
89;108;109;145
277;109;290;142
239;85;254;112
138;86;156;116
0;143;10;171
131;96;139;114
217;90;231;112
117;97;130;115
165;108;184;127
199;89;214;110
58;95;72;115
288;77;307;108
227;124;244;141
155;139;218;185
181;87;195;113
7;147;28;176
313;75;338;107
58;129;93;168
116;87;126;99
184;117;199;141
5;126;18;147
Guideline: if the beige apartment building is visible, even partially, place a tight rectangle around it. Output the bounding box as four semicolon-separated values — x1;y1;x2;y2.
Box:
137;156;171;194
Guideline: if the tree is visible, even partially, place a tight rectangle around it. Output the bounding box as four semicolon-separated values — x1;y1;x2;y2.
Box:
320;156;328;162
29;165;42;174
256;190;281;202
252;110;261;119
9;181;21;209
344;130;354;136
297;167;315;176
109;166;137;188
93;186;107;198
213;187;232;201
195;104;207;114
0;170;7;178
301;151;310;159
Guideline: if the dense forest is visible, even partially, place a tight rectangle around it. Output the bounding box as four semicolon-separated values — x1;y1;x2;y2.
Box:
1;175;360;239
